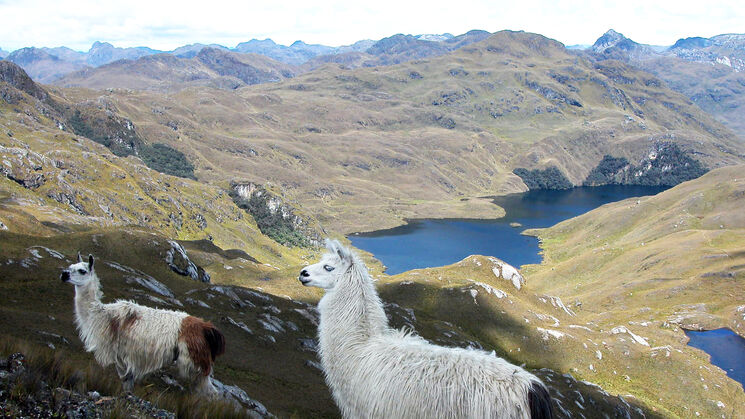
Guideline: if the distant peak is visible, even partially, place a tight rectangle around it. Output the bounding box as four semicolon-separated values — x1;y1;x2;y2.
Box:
592;29;638;53
603;29;622;37
670;36;712;50
290;40;306;47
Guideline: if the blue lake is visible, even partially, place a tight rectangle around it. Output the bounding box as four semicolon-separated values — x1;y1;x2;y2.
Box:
685;328;745;388
349;185;666;275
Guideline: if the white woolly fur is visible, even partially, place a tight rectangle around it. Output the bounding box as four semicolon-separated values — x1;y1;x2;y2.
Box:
62;254;215;394
300;240;547;419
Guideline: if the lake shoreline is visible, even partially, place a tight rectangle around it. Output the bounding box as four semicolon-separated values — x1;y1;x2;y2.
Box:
349;185;668;275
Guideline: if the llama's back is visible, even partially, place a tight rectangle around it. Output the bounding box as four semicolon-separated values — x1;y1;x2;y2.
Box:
333;332;542;419
105;301;188;380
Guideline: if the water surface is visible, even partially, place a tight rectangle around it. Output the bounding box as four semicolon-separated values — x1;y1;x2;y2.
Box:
684;328;745;388
349;185;666;275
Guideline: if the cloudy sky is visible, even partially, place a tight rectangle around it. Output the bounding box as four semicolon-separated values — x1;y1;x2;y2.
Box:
1;0;743;52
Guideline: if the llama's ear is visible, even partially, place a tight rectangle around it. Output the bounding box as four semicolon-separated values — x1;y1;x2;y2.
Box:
324;238;339;254
88;254;95;270
335;243;353;264
324;239;352;264
77;252;83;263
337;246;352;264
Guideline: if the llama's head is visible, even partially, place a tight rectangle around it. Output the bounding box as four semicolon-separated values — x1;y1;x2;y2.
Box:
299;239;355;290
60;252;96;286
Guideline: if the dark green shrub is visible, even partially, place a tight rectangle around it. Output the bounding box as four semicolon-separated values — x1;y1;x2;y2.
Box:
67;109;141;157
229;190;310;247
140;143;196;179
513;166;573;190
583;155;629;186
583;143;707;187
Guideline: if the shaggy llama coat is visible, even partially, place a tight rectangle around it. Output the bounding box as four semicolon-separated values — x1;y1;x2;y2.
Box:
61;254;224;394
300;240;553;419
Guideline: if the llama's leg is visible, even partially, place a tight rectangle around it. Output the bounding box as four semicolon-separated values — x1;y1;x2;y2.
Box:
122;374;134;393
175;342;194;380
175;342;218;397
116;363;134;393
196;375;218;397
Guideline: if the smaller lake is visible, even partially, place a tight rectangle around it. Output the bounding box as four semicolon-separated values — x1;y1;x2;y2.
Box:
685;328;745;388
349;185;666;275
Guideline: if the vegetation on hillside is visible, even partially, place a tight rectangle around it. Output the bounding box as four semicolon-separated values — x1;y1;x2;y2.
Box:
66;107;196;179
229;189;310;247
522;165;745;418
67;108;142;157
583;155;630;185
583;143;708;186
140;143;196;179
513;166;573;190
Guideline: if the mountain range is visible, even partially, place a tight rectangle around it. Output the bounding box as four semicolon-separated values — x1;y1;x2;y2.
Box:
4;30;743;236
583;29;745;138
5;28;745;141
1;31;487;83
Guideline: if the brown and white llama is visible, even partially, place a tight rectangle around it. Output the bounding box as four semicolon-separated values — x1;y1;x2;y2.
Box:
61;253;225;394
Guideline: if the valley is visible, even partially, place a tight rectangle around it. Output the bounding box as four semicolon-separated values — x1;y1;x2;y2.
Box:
35;31;745;233
1;26;745;418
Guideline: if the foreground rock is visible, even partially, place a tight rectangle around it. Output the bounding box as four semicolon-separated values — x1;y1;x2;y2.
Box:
0;352;175;418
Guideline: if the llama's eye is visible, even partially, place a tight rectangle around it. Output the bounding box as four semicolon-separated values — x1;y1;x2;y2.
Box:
77;269;86;274
324;265;335;272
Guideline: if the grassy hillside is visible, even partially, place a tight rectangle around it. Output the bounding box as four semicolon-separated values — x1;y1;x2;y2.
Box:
518;165;745;417
0;73;310;268
0;227;666;418
56;31;745;233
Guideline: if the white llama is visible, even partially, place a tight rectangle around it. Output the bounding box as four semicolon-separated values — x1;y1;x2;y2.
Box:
299;240;553;419
61;253;225;394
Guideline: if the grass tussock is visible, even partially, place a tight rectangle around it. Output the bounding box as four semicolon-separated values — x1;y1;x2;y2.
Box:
0;336;121;396
0;337;258;418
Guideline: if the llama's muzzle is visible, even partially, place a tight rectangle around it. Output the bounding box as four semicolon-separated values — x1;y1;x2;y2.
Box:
60;270;70;282
299;269;310;285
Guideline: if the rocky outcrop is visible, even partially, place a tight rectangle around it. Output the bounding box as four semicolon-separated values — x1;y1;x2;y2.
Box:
229;181;322;247
0;146;46;189
165;240;211;282
0;352;176;418
213;378;272;418
0;61;51;102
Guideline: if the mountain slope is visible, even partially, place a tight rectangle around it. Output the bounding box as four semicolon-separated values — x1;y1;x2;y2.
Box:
56;48;296;91
5;47;88;83
0;63;308;269
64;30;745;233
521;165;745;417
586;30;745;139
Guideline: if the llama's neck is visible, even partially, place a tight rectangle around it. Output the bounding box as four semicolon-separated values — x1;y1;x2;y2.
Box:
74;274;103;328
318;262;388;347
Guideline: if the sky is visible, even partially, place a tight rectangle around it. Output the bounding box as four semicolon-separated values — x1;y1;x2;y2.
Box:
0;0;743;52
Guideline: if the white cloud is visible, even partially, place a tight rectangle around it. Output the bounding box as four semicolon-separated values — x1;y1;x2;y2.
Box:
0;0;743;52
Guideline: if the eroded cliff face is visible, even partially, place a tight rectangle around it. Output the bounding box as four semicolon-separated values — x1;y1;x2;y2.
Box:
230;181;323;247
